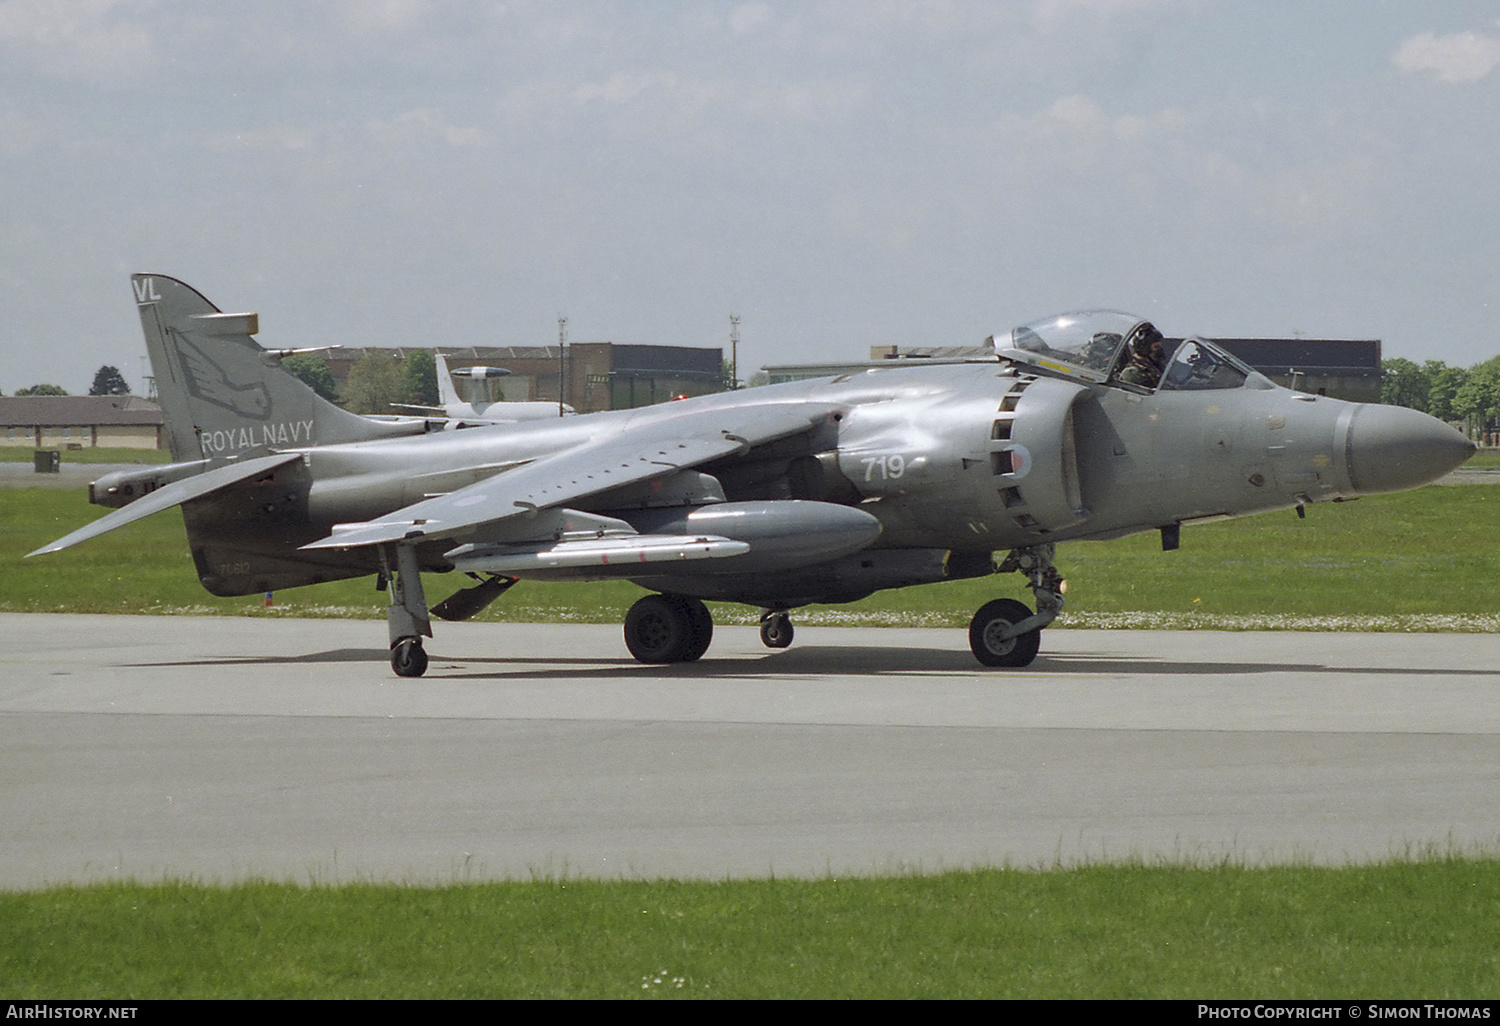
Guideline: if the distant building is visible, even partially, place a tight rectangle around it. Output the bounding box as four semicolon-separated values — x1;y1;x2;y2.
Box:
1209;338;1382;402
0;395;163;449
325;343;725;413
766;337;1383;402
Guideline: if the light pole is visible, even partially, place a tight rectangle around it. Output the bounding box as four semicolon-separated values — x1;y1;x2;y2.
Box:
557;314;567;416
730;314;740;390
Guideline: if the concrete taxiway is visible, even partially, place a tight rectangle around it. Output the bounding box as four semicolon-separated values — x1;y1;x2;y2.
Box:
1;612;1496;888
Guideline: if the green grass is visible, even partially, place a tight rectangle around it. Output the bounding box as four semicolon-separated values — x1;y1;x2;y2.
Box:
4;485;1497;627
6;479;1497;1000
0;446;170;465
2;862;1496;998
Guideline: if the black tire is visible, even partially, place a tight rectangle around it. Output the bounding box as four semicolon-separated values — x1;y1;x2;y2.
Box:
391;638;428;678
759;612;793;649
624;594;708;664
679;596;714;662
968;599;1041;668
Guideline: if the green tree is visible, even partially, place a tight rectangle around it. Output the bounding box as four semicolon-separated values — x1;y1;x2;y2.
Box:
342;351;405;415
1426;363;1468;423
15;383;68;396
1379;358;1428;410
401;349;439;406
89;365;131;395
282;354;339;402
1452;365;1500;435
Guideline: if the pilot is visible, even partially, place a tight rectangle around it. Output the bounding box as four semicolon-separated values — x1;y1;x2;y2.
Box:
1117;322;1166;389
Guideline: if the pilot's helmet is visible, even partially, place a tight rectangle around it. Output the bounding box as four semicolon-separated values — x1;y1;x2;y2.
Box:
1129;322;1163;356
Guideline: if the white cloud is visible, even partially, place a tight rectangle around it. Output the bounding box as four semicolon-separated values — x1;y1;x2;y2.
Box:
202;125;322;155
740;79;869;121
0;0;154;80
1182;149;1376;235
366;108;491;149
1030;0;1177;34
729;2;773;35
572;70;684;108
1394;29;1500;84
988;95;1185;165
499;68;866;137
0;105;49;158
332;0;430;34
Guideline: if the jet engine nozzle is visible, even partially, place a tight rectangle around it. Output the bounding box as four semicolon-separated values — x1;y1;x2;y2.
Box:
1344;403;1477;495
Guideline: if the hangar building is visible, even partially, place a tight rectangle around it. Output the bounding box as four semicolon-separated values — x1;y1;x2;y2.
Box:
326;343;726;414
0;395;163;449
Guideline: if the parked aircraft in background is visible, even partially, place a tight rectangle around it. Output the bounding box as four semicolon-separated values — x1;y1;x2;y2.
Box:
393;351;573;424
30;275;1475;677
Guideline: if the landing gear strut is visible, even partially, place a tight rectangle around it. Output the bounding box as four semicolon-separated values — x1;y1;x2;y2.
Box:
383;543;432;678
968;544;1064;668
759;609;794;649
624;593;714;664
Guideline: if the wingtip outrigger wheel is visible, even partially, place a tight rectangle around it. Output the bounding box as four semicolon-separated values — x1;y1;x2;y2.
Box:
391;637;428;677
384;542;433;678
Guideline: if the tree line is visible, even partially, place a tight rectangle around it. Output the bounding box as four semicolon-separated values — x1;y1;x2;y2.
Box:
4;366;132;397
1380;355;1500;436
283;350;439;414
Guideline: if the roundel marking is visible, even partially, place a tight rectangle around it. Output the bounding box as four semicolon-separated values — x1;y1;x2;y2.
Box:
1008;444;1032;480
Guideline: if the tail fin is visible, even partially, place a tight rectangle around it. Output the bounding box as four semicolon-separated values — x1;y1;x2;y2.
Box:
435;350;462;407
133;274;427;462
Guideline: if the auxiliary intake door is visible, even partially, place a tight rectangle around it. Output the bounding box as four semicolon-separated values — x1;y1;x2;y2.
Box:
988;376;1091;532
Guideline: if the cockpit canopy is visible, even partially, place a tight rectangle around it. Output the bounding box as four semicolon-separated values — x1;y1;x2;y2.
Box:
993;309;1261;393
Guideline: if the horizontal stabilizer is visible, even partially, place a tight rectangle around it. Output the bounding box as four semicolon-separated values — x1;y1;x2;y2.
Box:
445;535;750;574
26;453;302;557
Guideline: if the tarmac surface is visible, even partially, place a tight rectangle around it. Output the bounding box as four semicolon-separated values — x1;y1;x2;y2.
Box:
2;613;1497;887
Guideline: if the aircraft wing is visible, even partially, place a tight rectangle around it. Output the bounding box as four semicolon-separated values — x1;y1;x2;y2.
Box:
26;452;303;557
302;402;837;550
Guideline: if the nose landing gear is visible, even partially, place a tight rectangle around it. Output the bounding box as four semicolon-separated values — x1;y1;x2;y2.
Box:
759;609;794;649
968;544;1063;668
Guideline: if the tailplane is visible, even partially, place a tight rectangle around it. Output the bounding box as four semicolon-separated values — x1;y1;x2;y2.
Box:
133;274;429;462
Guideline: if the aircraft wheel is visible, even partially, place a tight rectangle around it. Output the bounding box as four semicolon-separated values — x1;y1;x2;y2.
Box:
968;599;1041;668
760;612;794;649
391;637;428;678
680;597;714;662
624;594;706;664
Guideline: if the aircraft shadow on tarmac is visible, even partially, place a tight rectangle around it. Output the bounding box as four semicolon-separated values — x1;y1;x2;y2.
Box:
125;644;1500;682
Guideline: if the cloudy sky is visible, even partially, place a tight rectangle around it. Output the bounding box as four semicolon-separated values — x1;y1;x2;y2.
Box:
2;0;1498;394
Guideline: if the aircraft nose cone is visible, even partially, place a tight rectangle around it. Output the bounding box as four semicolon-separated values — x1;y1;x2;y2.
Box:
1345;403;1477;495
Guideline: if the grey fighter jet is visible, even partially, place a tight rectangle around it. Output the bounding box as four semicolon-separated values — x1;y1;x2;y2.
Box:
29;276;1476;677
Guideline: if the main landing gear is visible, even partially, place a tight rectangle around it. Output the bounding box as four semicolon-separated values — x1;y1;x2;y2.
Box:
620;598;796;664
623;593;714;664
968;544;1064;668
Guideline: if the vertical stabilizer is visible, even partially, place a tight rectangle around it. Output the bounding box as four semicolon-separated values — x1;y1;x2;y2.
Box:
132;274;427;462
435;350;462;407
